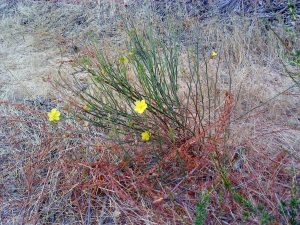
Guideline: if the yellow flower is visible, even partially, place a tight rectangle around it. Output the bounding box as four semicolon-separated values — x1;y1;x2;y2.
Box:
119;56;129;64
210;50;218;58
133;99;147;114
141;130;151;141
83;103;89;111
101;69;107;75
47;108;61;122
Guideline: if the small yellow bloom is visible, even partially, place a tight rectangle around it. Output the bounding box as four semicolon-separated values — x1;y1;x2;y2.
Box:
83;103;89;111
101;69;107;75
210;50;218;58
141;130;151;141
119;56;129;64
133;99;147;114
47;108;61;122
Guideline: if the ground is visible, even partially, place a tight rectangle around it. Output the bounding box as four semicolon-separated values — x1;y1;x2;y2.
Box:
0;16;61;100
0;1;299;224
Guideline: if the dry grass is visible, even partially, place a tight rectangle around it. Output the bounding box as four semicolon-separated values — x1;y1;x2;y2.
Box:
0;87;298;224
0;0;299;224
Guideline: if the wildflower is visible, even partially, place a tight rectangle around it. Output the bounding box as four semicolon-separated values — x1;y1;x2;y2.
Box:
119;56;129;64
100;68;107;75
141;130;151;141
133;99;147;114
83;103;89;111
210;50;218;58
47;108;61;122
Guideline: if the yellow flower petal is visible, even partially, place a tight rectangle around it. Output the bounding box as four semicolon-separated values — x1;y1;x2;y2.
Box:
83;103;89;111
47;108;61;122
210;50;218;58
133;99;147;114
141;130;151;141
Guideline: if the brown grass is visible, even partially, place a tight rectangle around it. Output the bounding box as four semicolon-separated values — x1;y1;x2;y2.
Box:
0;0;299;224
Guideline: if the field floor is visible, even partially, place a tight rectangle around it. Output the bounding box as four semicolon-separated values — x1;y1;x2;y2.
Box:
0;18;61;100
0;1;299;224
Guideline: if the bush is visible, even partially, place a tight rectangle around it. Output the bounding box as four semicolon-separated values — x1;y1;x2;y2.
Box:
71;25;231;146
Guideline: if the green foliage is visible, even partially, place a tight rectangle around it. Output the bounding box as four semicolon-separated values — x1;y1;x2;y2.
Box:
195;192;210;225
257;204;274;225
279;180;300;225
290;49;300;67
77;27;184;140
279;197;300;225
216;165;300;224
287;0;297;21
219;167;276;223
231;191;254;213
74;24;224;143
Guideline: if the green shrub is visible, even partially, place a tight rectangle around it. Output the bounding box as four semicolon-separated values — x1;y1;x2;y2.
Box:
73;25;226;144
195;191;210;225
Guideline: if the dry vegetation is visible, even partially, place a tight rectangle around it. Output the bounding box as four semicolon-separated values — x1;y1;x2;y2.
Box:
0;0;299;224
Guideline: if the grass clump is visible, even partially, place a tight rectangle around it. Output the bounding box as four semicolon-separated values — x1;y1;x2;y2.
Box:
72;24;230;145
